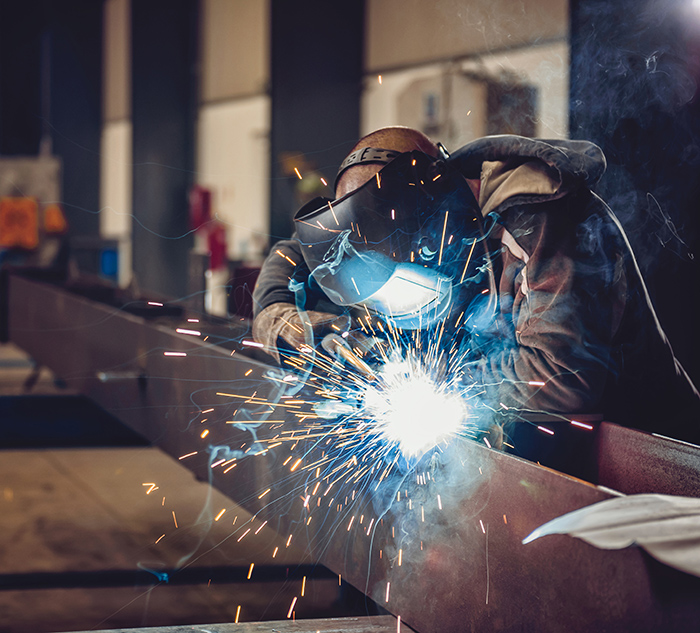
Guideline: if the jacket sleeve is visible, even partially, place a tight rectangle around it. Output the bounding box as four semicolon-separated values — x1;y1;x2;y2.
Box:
472;194;624;413
252;236;305;317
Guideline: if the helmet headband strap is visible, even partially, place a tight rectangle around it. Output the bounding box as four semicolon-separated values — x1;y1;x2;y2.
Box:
334;147;402;189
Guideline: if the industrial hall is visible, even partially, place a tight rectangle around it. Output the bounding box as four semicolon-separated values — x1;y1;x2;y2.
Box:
2;1;700;632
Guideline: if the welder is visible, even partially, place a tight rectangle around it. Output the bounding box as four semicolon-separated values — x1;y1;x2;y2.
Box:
253;127;700;444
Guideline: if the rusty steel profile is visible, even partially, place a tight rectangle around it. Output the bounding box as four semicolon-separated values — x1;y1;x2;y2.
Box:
7;273;700;633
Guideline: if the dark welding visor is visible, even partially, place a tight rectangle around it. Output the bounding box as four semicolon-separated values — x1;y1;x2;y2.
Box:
293;150;481;328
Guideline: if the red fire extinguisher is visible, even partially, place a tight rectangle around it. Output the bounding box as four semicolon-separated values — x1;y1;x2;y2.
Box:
189;185;211;231
207;221;227;271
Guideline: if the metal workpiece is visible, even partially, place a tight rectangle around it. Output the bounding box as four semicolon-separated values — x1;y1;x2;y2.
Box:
75;615;411;633
595;423;700;498
8;273;700;633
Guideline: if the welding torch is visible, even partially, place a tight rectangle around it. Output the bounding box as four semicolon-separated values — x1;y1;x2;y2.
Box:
321;333;379;381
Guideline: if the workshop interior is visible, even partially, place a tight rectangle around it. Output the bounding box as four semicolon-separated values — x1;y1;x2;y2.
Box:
2;1;700;632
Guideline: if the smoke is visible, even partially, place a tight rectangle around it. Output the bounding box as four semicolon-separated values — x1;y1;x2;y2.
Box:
571;0;700;266
569;0;700;402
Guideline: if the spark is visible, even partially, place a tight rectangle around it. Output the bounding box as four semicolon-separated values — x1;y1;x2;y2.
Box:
301;575;307;596
176;328;200;336
237;528;251;542
460;239;478;284
148;301;163;307
287;597;297;618
214;508;226;521
247;563;254;579
235;606;241;623
155;534;165;544
172;256;506;585
528;380;545;386
329;200;340;225
438;210;449;266
537;425;555;436
571;419;594;430
172;511;178;528
378;74;382;84
294;167;302;179
178;451;197;460
164;351;186;357
274;249;297;266
385;581;391;602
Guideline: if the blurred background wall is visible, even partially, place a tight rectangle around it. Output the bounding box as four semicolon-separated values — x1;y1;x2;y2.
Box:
0;0;698;378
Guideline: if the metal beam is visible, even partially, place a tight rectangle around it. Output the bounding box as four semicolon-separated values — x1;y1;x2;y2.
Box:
8;273;700;632
75;615;411;633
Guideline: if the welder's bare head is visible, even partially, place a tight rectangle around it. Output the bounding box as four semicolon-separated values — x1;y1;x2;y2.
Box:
335;127;440;198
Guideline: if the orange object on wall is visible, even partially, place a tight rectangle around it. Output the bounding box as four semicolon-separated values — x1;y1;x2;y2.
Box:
43;204;68;234
0;197;39;249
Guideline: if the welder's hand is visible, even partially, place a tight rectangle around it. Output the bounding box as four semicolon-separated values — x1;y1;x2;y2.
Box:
252;302;350;363
342;331;390;367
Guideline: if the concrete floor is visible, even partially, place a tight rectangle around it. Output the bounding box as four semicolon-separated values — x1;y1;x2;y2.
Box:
0;343;358;633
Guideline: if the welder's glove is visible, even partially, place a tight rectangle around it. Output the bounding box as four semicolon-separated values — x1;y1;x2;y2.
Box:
252;302;350;363
343;331;390;368
485;421;504;450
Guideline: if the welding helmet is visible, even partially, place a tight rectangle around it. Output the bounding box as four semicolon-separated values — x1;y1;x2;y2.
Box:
294;148;486;329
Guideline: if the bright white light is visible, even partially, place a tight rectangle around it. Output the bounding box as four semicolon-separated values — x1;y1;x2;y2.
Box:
364;361;467;456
